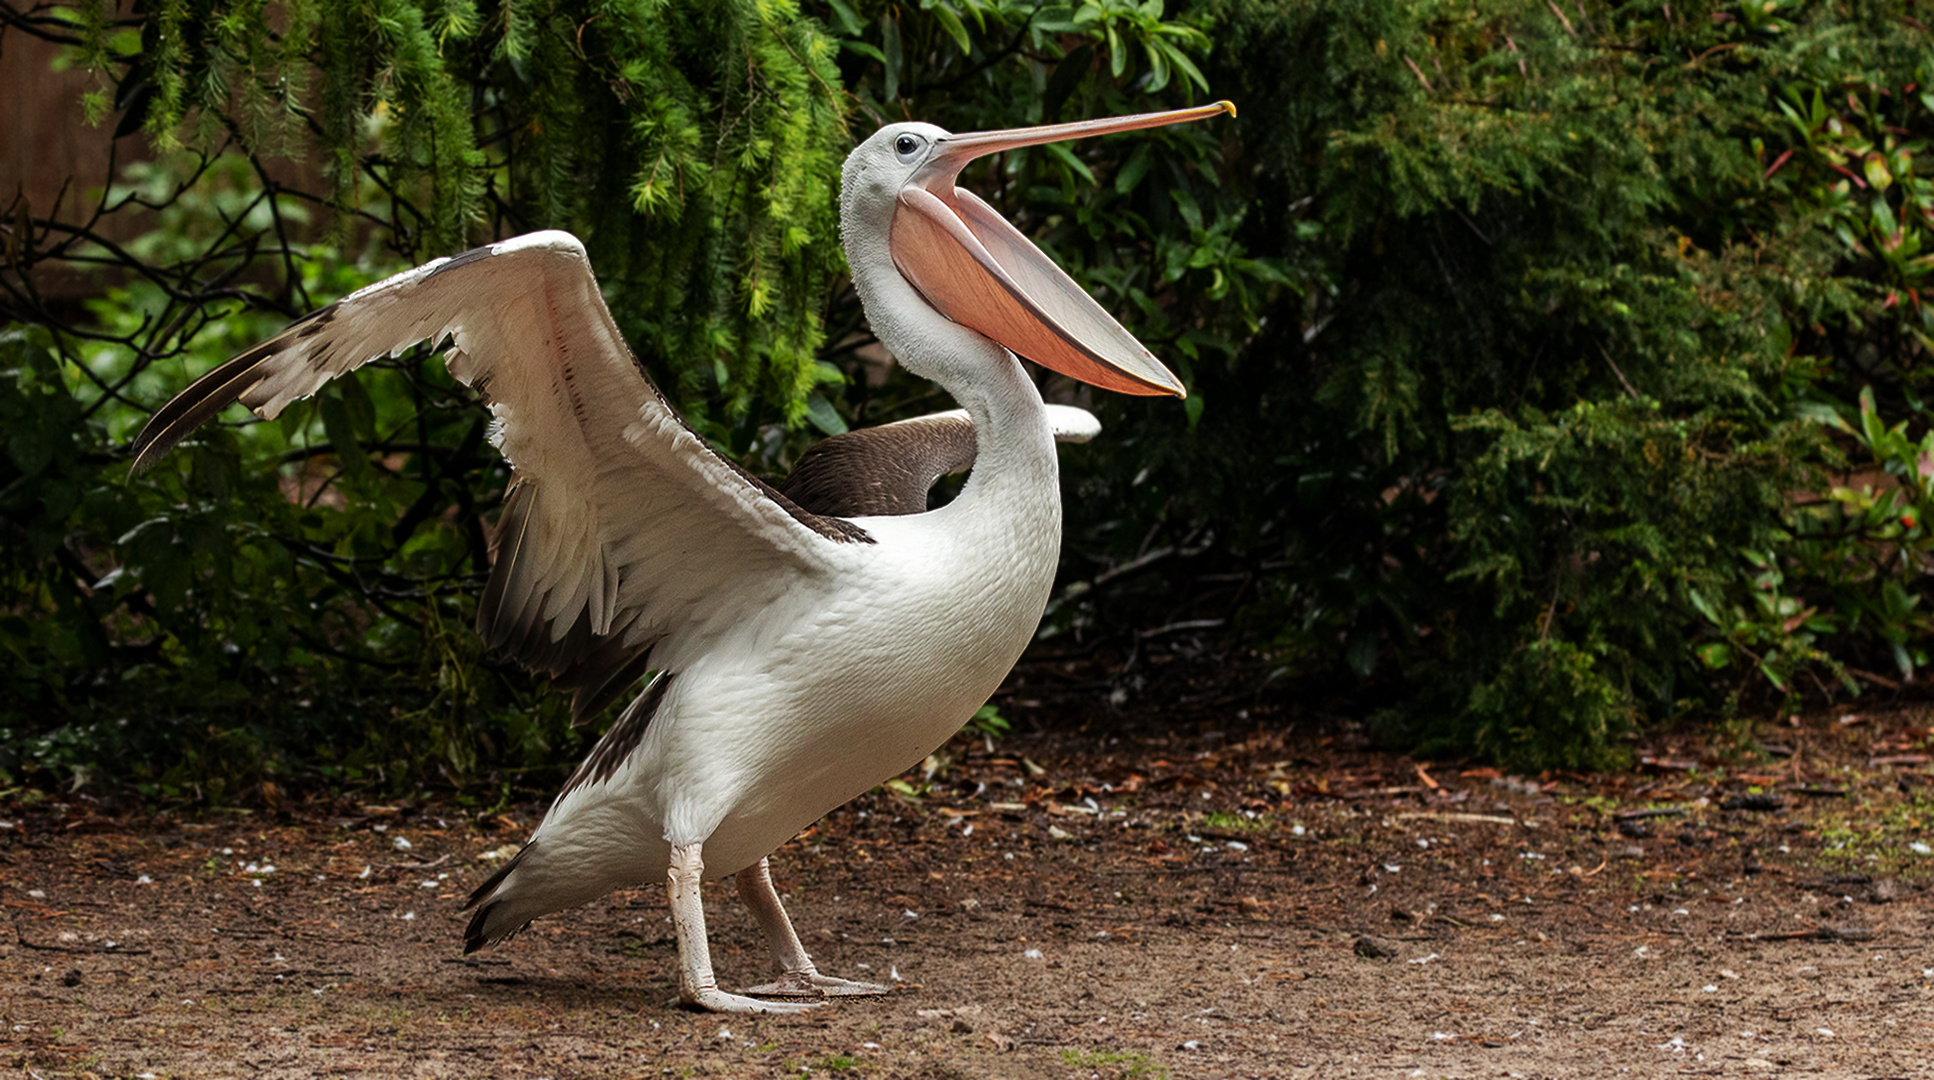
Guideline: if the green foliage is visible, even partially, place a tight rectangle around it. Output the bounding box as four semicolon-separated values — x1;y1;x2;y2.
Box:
963;702;1011;739
1700;385;1934;695
1766;64;1934;351
1681;47;1934;699
0;328;97;676
86;0;852;427
1051;0;1932;769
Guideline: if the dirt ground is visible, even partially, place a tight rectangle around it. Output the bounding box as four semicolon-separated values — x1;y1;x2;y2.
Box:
4;708;1932;1080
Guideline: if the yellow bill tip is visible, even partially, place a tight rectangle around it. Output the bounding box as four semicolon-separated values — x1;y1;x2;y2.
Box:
1217;100;1237;119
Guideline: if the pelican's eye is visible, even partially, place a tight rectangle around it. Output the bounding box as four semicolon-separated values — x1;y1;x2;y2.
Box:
893;134;923;160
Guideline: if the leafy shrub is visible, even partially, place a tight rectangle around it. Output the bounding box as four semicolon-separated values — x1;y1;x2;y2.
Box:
1056;0;1932;768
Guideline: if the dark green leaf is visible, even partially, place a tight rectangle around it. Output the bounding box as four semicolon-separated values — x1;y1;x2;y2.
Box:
319;394;367;479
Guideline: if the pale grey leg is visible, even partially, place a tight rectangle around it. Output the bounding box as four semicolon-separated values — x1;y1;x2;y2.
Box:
737;856;888;998
668;842;818;1014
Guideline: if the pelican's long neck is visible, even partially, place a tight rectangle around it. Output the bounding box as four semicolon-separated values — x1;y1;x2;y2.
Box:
929;335;1059;525
848;233;1060;531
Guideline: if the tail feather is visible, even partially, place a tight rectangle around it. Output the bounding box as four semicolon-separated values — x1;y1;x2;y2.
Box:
463;842;535;954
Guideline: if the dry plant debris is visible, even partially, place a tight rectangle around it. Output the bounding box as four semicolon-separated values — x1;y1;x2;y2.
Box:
2;709;1932;1078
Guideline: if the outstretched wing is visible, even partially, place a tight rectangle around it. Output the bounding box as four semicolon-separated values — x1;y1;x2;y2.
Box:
132;231;871;723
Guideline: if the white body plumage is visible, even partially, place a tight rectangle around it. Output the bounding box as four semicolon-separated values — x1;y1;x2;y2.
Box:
490;359;1063;927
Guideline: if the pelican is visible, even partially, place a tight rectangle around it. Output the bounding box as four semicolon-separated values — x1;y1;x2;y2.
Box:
131;101;1235;1012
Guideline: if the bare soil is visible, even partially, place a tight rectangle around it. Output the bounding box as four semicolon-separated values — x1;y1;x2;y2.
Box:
4;709;1933;1079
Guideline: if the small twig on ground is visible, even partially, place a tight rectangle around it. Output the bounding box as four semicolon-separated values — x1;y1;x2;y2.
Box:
1392;811;1535;828
1787;784;1851;798
1728;926;1875;943
1614;807;1688;821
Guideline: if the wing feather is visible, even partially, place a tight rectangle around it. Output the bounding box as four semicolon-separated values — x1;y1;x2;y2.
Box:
132;231;869;723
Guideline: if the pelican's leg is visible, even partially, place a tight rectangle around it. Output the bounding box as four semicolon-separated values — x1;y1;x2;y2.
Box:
668;842;818;1014
738;856;889;997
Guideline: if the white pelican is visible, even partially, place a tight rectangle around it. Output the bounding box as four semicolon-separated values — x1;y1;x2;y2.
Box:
131;101;1234;1012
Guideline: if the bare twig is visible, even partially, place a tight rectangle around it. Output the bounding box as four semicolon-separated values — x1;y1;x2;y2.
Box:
1403;56;1433;92
1546;0;1577;35
1596;343;1641;401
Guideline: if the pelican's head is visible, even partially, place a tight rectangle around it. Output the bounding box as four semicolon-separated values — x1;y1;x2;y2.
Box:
840;103;1236;399
840;121;954;215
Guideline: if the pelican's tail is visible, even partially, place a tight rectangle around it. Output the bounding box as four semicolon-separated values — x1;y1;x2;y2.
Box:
462;843;545;953
462;832;645;952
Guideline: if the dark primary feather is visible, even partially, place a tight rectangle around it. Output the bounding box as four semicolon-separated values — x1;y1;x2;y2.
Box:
127;303;341;473
556;672;677;799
